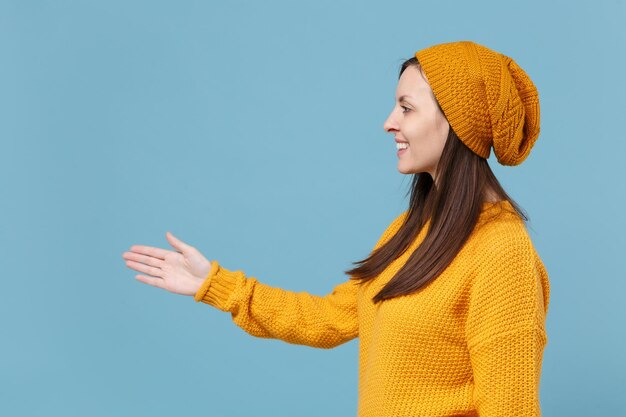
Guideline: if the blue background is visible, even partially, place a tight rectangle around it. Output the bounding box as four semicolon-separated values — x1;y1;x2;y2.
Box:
1;0;624;416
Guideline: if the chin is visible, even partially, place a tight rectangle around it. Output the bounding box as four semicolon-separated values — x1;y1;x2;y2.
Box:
397;163;421;175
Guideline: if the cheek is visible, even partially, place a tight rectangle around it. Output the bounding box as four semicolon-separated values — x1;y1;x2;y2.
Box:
405;122;427;146
405;121;436;151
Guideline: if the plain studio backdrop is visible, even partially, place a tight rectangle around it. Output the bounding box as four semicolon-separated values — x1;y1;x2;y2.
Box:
1;0;624;416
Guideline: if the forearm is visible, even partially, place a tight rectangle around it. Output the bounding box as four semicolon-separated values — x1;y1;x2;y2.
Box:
195;260;359;349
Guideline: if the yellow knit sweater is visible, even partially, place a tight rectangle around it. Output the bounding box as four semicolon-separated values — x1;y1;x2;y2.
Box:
194;200;550;417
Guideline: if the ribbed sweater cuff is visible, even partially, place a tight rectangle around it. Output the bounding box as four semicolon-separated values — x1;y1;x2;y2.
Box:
193;260;239;311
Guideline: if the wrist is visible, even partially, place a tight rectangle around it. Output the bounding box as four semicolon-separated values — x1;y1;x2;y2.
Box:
192;260;219;300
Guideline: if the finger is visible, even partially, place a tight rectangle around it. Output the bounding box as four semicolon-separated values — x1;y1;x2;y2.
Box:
135;274;165;289
166;231;193;253
122;252;165;269
125;259;163;278
128;245;170;260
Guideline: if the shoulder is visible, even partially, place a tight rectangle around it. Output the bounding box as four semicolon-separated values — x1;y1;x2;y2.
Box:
465;212;551;326
468;211;535;266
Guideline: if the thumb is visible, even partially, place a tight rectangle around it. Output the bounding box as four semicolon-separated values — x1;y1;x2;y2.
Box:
166;231;192;253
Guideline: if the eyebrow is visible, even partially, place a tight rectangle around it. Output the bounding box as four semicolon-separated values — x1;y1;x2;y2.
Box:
397;95;414;103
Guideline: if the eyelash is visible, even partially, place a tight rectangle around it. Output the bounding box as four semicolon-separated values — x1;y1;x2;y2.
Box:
401;106;411;113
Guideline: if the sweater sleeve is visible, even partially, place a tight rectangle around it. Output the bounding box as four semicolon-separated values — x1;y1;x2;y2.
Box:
193;211;407;349
465;233;550;417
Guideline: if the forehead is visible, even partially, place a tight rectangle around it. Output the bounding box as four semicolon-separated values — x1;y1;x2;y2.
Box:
396;67;433;101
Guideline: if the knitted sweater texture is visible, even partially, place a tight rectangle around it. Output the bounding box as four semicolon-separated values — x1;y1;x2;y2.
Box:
194;200;551;417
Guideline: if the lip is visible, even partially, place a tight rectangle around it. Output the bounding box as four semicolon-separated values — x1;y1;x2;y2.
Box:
395;138;409;143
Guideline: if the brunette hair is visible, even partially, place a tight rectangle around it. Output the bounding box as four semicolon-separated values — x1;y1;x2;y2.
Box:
344;57;529;304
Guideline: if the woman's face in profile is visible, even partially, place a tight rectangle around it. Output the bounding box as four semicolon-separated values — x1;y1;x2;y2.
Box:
383;65;450;178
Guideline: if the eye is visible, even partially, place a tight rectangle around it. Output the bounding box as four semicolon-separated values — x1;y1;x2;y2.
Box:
401;105;411;113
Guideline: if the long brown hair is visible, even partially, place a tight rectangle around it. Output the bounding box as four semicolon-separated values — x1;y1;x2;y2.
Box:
344;57;529;304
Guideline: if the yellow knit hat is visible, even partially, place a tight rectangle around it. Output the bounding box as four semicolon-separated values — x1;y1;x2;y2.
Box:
415;40;540;166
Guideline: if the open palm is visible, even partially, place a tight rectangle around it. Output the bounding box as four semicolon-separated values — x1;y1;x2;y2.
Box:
122;231;212;296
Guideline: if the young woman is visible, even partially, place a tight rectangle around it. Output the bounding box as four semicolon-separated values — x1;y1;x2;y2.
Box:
122;40;550;417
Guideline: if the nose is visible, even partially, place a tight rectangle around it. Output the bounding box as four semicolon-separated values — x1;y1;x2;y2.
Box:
383;112;398;133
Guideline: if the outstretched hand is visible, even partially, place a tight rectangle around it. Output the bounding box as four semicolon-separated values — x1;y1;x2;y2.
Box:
122;232;212;296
